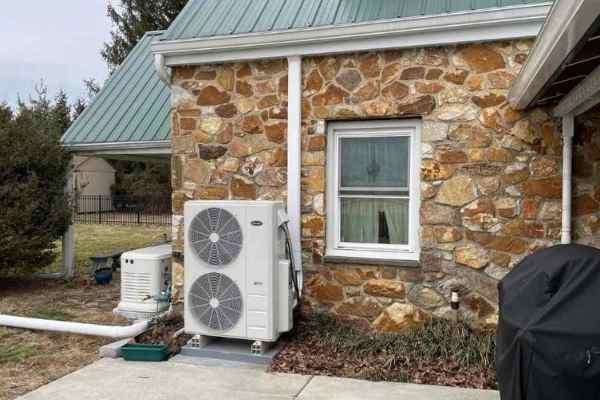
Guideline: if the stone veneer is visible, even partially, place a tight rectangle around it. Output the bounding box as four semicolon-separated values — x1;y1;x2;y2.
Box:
572;108;600;248
169;39;575;330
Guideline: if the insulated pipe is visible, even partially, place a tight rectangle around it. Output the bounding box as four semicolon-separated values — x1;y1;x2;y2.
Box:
561;115;574;244
286;55;303;293
0;315;149;339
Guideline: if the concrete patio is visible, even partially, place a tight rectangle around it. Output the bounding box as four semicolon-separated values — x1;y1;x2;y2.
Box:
18;357;500;400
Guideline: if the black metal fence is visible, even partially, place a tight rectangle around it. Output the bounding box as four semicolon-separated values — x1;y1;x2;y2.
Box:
75;194;171;226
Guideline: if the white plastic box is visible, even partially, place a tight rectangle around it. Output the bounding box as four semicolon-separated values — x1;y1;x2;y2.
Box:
116;244;172;320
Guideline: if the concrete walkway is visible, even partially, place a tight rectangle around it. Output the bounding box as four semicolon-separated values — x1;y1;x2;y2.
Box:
18;357;500;400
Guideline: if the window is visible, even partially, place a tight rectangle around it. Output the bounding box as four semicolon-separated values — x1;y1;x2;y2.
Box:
326;120;421;261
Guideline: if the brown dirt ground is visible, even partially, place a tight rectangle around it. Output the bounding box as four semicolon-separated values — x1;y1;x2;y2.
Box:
0;278;127;400
0;224;171;399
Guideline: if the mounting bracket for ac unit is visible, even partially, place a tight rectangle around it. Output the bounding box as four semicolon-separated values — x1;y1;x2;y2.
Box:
189;334;213;349
251;340;272;355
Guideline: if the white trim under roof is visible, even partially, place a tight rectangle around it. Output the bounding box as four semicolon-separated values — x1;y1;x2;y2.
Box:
152;3;550;66
64;140;171;156
508;0;599;110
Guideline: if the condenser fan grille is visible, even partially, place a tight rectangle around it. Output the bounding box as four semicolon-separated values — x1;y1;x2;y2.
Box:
189;272;242;331
189;208;243;266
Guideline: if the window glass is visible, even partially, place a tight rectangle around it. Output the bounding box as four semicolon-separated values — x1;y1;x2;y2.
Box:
340;136;409;188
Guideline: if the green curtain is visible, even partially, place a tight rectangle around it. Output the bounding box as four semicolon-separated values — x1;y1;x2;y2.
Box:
341;198;409;245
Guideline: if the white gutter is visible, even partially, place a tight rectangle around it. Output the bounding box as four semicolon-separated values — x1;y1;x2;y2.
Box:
64;140;171;155
561;115;574;244
286;56;303;291
509;0;598;109
0;315;149;339
153;4;550;66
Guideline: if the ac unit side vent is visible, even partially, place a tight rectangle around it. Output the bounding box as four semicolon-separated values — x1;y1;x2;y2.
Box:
122;272;152;301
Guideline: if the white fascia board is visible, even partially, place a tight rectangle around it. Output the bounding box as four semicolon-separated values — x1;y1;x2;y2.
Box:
152;4;550;66
64;140;171;155
509;0;599;110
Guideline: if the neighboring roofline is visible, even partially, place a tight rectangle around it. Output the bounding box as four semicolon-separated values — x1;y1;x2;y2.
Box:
64;140;171;156
60;30;168;148
508;0;599;110
152;3;551;66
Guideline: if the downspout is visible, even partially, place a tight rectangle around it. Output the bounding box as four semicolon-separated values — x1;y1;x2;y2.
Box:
0;315;149;339
38;159;75;280
154;54;171;85
287;56;303;292
561;115;574;244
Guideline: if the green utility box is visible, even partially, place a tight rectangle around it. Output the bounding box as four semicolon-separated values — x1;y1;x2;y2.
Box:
121;343;169;362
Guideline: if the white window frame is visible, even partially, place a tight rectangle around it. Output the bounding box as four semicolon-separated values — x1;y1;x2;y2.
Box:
326;119;421;262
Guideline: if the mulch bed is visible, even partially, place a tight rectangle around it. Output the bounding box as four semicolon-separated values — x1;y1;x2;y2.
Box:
271;311;497;390
136;311;191;356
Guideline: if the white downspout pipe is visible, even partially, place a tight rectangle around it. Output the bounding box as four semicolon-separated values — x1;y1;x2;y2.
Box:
154;54;171;85
561;115;574;244
38;159;75;280
287;55;303;292
0;315;149;339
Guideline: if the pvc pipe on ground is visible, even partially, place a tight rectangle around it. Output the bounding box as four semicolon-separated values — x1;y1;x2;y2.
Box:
562;115;574;244
0;315;149;339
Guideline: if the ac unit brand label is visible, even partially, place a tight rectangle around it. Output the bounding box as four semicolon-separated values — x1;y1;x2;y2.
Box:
250;220;263;226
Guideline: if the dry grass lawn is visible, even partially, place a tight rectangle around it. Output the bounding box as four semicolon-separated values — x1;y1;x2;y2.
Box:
0;224;169;400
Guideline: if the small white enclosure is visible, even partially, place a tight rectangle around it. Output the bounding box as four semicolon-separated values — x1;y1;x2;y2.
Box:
116;244;172;320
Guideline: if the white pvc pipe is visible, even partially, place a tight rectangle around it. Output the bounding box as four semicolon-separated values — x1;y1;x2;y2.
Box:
562;115;574;244
0;315;149;339
286;55;303;292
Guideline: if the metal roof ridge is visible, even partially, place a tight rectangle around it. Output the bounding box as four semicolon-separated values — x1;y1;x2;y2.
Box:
158;2;551;44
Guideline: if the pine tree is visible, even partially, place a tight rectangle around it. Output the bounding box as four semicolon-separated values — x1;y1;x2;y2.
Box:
51;90;72;136
101;0;188;70
0;92;71;274
0;103;12;127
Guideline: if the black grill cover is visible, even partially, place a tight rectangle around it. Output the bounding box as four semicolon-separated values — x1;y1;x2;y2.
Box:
497;244;600;400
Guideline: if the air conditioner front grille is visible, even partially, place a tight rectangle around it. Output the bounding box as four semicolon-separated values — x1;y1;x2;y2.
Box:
189;208;243;266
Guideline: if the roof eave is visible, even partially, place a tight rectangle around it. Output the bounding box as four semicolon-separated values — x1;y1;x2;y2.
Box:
63;140;171;156
152;3;551;66
508;0;599;110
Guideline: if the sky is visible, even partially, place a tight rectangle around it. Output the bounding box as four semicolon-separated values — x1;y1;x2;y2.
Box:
0;1;117;108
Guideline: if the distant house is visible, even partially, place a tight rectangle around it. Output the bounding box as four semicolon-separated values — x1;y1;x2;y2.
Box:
72;156;116;212
62;0;600;330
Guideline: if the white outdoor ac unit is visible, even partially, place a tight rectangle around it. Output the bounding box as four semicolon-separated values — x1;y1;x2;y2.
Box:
184;200;294;343
116;244;172;320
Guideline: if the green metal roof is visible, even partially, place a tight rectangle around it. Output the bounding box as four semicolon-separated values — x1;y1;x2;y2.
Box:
61;31;170;147
162;0;549;41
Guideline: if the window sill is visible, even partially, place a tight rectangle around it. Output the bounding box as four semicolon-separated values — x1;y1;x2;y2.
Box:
323;255;420;268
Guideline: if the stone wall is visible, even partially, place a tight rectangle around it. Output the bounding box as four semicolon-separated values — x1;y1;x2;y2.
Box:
573;108;600;247
170;40;567;330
